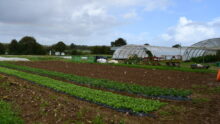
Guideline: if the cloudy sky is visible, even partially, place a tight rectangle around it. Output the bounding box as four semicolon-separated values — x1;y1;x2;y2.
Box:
0;0;220;46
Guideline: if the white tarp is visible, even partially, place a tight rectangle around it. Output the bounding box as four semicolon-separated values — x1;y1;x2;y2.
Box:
60;56;72;59
0;56;30;61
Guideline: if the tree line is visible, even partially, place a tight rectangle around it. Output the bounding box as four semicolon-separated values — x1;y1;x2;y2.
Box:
0;36;184;55
0;36;127;55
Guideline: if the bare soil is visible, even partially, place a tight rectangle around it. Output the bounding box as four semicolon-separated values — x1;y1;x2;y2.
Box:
16;61;217;89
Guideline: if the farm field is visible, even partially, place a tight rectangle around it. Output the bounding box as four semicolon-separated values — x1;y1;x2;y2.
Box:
0;62;192;99
1;0;220;123
16;61;217;89
0;60;220;123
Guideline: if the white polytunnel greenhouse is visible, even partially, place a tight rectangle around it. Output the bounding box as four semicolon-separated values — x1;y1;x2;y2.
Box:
183;38;220;60
112;38;220;61
112;45;186;60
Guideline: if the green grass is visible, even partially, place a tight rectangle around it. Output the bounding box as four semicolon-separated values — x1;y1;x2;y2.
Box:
159;105;186;116
191;84;208;89
67;58;217;73
91;115;105;124
210;86;220;93
192;98;210;104
0;100;24;124
71;56;95;63
0;62;192;97
159;111;173;116
0;81;10;89
0;66;167;113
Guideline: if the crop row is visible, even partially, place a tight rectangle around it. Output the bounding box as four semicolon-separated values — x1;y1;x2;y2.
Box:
0;100;23;124
0;66;166;114
0;62;192;97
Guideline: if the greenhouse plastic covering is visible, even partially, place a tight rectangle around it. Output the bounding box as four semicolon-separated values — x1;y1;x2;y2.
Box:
112;45;186;60
183;38;220;60
112;38;220;60
0;56;29;61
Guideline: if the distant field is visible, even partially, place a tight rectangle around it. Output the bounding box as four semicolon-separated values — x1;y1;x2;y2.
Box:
1;55;218;73
69;55;219;73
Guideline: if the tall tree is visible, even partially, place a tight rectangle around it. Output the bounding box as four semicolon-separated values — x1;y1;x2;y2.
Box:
91;46;111;54
0;43;5;54
216;50;220;61
70;43;76;49
111;41;115;47
53;41;66;55
18;36;45;55
172;44;181;48
8;39;19;55
144;43;150;46
111;38;127;47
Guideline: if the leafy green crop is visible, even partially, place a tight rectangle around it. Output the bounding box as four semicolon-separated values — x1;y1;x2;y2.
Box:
0;62;192;97
0;100;23;124
0;67;166;113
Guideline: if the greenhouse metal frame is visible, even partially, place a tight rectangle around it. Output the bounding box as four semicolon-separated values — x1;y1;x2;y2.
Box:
112;38;220;61
183;38;220;60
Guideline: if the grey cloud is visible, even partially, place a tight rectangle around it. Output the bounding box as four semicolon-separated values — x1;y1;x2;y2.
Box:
0;0;172;45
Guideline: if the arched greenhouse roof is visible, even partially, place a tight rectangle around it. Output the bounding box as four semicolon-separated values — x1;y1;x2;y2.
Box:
112;45;147;59
113;38;220;60
112;45;185;59
183;38;220;60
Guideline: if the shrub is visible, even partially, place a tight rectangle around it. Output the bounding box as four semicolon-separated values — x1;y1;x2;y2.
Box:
124;54;142;64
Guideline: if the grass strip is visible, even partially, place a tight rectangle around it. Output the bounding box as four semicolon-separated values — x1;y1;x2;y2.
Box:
106;63;216;74
0;62;192;98
66;59;216;73
0;66;166;114
0;100;23;124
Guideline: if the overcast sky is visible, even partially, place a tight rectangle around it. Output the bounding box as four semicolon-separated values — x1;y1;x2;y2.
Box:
0;0;220;46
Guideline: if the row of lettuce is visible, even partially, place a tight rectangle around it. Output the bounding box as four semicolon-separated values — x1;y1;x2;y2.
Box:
0;62;192;98
0;67;167;114
0;100;23;124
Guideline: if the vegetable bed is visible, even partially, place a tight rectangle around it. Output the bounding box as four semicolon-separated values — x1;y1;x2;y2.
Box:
0;100;23;124
0;62;192;99
0;67;166;115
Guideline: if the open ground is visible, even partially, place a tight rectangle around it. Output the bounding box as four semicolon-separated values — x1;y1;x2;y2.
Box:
0;60;220;124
